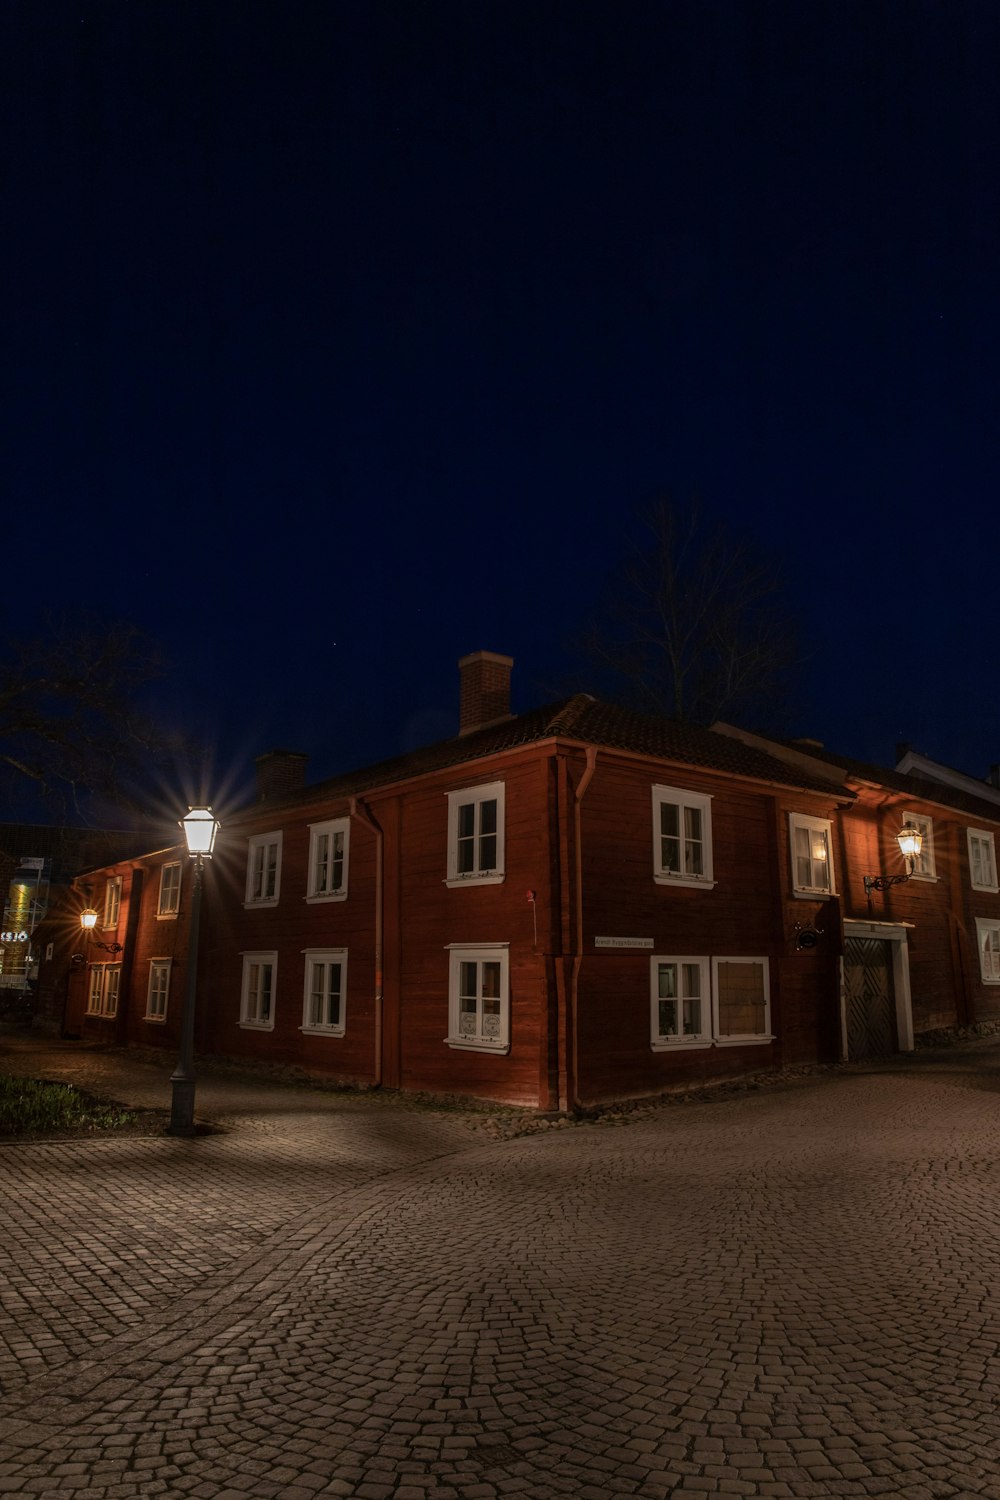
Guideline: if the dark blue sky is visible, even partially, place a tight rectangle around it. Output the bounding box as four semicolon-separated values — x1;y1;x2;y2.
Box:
5;0;999;817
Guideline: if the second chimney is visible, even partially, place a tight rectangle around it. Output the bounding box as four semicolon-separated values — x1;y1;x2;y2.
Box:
458;651;514;735
256;749;308;802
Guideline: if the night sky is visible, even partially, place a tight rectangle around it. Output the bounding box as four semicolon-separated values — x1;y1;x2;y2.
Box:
5;0;999;821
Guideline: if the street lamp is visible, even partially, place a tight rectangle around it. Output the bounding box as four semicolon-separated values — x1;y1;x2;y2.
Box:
863;821;923;910
79;902;122;954
168;806;220;1137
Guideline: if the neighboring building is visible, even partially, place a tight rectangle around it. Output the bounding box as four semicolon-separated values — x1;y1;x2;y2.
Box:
42;652;1000;1111
0;824;150;1026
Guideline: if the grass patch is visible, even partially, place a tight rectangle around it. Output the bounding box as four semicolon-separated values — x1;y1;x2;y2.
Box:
0;1074;141;1137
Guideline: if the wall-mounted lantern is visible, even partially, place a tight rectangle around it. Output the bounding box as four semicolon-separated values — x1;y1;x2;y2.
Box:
863;821;923;910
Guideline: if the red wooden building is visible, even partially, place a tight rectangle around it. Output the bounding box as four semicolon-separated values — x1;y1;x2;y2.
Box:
48;652;1000;1111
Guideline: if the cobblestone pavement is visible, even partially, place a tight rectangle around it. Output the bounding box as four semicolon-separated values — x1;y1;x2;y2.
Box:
2;1034;1000;1498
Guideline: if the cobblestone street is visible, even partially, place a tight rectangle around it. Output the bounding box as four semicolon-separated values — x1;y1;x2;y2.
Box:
2;1035;1000;1498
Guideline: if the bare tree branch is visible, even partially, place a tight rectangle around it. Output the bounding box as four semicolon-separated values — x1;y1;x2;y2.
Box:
579;497;801;727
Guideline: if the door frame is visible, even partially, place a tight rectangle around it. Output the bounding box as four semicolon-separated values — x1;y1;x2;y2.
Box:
840;919;915;1061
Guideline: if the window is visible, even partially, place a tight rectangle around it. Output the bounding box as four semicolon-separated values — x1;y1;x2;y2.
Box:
968;829;999;893
650;956;772;1049
306;819;349;902
789;813;834;896
86;964;121;1018
446;944;510;1052
652;786;714;887
301;949;347;1034
157;862;182;917
240;952;277;1028
902;812;936;880
976;919;1000;983
651;957;711;1047
446;783;505;885
146;960;172;1020
245;833;282;906
103;877;122;928
713;957;771;1044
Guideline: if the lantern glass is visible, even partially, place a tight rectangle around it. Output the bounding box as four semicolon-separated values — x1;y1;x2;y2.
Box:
80;907;99;931
896;822;923;861
181;806;220;858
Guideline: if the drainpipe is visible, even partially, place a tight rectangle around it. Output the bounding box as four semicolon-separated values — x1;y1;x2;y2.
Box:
570;748;598;1112
350;797;384;1087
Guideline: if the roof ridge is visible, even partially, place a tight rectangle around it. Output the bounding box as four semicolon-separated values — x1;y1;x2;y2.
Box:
544;693;597;737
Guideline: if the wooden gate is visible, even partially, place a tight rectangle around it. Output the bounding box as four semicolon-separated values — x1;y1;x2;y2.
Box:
843;937;897;1060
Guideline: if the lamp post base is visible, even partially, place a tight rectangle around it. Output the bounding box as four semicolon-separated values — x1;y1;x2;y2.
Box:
167;1076;196;1137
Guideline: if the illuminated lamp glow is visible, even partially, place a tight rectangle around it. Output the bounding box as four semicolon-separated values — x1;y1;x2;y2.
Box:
181;806;220;858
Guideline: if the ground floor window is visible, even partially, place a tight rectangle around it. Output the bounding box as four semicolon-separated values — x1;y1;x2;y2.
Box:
87;964;121;1018
301;948;347;1035
976;919;1000;983
146;959;172;1021
446;943;510;1053
240;952;277;1029
651;955;771;1049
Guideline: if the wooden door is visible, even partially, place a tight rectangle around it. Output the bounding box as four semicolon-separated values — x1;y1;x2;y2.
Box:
843;937;897;1060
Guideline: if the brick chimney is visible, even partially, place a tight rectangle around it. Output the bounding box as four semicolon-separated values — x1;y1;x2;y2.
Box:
458;651;514;735
255;750;308;802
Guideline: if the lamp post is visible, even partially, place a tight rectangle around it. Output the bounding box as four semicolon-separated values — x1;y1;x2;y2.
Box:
168;806;220;1137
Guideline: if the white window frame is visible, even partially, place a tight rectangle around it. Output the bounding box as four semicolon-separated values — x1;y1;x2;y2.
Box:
902;811;936;881
103;877;122;929
445;943;510;1053
446;782;505;887
240;951;277;1029
967;829;999;894
650;956;712;1049
712;956;772;1046
306;819;349;903
86;963;121;1018
157;862;182;917
789;812;835;897
146;959;172;1021
651;784;715;888
245;832;282;907
976;918;1000;984
301;948;347;1035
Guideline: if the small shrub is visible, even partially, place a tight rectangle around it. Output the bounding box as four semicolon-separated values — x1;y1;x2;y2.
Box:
0;1075;138;1137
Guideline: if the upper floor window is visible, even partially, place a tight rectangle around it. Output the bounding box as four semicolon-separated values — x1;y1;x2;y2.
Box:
157;862;182;917
976;919;1000;983
446;944;509;1052
789;813;834;897
87;963;121;1018
307;819;349;902
240;952;276;1029
146;959;171;1020
103;877;122;928
446;783;505;886
902;812;936;880
245;832;282;907
302;948;347;1035
968;829;999;893
652;785;714;887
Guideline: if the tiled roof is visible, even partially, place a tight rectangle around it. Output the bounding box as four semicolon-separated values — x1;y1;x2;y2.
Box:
0;825;153;884
772;743;1000;825
243;695;847;819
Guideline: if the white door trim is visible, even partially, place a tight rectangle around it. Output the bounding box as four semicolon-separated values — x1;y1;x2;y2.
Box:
841;919;915;1059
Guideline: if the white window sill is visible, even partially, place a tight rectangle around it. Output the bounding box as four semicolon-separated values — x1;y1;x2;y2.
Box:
243;899;279;910
971;884;1000;895
714;1035;774;1047
143;1014;167;1024
300;1025;346;1037
980;975;1000;985
238;1020;275;1031
305;892;348;905
653;875;717;890
445;1037;510;1054
444;873;505;888
651;1039;713;1051
909;873;938;883
792;890;834;900
156;913;179;921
